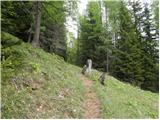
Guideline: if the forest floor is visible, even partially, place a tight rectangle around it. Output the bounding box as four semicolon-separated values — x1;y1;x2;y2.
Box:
80;74;100;119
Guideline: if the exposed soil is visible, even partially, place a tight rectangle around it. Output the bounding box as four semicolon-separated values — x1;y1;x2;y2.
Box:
80;74;100;119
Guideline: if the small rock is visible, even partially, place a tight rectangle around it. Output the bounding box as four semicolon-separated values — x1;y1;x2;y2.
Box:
58;94;65;100
39;105;42;109
37;108;40;111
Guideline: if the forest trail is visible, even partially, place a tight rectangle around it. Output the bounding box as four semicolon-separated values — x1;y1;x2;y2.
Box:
80;74;100;119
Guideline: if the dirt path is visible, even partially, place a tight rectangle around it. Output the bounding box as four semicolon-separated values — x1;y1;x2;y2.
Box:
80;74;100;119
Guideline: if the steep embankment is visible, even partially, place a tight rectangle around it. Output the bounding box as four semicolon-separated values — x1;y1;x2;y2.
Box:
1;32;159;119
1;32;84;118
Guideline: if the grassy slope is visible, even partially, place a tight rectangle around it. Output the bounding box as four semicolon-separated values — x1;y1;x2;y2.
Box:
89;70;159;119
2;42;84;118
1;33;159;118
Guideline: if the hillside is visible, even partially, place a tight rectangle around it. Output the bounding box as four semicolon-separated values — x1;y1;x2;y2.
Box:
89;71;159;118
1;33;84;118
1;33;159;119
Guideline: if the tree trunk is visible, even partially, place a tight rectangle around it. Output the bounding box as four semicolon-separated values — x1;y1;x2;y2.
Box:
32;1;42;47
106;52;109;73
28;26;32;43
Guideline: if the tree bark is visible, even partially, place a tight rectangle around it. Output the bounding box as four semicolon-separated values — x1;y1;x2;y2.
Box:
106;52;109;73
32;1;42;47
28;26;32;43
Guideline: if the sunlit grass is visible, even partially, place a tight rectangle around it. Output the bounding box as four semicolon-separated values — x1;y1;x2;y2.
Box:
1;33;159;118
2;42;84;119
88;69;159;119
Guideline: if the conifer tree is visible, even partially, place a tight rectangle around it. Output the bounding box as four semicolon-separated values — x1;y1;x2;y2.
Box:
78;1;102;67
113;1;143;86
78;1;113;71
140;4;159;92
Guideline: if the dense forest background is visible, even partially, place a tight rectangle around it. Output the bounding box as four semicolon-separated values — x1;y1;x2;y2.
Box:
1;0;159;92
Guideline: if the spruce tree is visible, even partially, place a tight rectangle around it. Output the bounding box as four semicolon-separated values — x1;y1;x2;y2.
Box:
78;1;112;71
78;1;102;67
140;4;159;92
113;1;143;86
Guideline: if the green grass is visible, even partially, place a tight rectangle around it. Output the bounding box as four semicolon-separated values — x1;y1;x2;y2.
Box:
88;69;159;119
1;33;159;119
2;36;85;118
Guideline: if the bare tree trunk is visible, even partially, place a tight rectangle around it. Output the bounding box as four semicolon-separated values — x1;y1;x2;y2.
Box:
28;26;32;43
76;28;80;65
106;53;109;73
28;14;34;43
32;1;42;47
